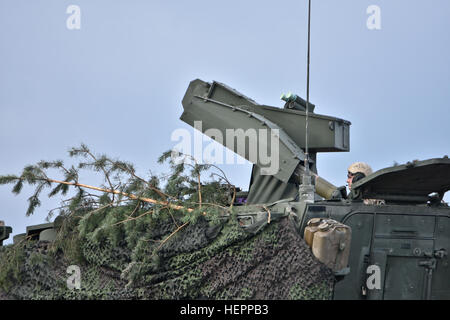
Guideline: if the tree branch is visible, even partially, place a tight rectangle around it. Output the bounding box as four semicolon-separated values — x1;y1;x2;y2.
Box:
44;178;194;213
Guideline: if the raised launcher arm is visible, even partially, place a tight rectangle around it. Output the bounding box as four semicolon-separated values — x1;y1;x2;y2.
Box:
180;79;351;204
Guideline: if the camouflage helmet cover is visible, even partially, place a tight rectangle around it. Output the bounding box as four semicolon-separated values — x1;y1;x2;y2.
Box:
348;162;373;177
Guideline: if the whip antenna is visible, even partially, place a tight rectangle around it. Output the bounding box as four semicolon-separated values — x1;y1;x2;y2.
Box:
305;0;311;171
299;0;315;203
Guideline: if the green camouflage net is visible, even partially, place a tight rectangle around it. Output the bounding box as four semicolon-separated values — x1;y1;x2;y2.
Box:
0;206;335;300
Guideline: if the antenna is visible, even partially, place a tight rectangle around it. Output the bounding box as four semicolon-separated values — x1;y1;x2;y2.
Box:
299;0;315;203
305;0;311;172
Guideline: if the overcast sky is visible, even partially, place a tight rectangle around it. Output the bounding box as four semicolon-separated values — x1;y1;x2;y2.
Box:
1;0;449;244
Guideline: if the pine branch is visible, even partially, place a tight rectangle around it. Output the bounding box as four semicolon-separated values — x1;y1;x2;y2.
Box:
0;173;196;215
73;144;171;201
43;178;195;213
105;158;171;200
1;146;230;218
0;175;20;185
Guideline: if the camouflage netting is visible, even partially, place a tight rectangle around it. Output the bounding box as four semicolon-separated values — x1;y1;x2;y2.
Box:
0;206;335;300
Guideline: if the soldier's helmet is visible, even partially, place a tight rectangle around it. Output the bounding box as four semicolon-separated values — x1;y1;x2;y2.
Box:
348;162;373;177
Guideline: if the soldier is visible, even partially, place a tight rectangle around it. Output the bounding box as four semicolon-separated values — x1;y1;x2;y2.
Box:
347;162;384;205
346;162;372;191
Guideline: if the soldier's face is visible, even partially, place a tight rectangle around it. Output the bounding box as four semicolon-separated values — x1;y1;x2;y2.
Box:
347;172;354;190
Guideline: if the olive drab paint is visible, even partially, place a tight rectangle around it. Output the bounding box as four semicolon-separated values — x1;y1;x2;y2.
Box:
7;80;450;300
181;79;450;300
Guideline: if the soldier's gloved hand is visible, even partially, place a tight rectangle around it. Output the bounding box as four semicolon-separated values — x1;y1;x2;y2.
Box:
331;186;347;200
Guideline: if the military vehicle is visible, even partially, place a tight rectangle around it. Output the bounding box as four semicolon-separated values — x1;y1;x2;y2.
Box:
180;79;450;300
3;79;449;300
0;220;12;246
1;217;63;246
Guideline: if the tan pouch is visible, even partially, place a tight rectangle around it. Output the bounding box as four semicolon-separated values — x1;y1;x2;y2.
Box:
310;219;352;271
304;217;322;247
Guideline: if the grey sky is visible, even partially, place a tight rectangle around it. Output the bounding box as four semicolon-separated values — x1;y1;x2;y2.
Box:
1;0;449;244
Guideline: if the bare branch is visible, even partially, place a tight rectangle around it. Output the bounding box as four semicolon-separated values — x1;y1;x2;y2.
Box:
153;221;190;254
44;178;195;213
